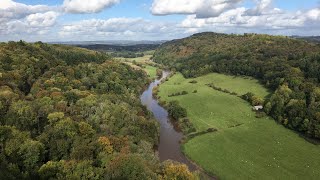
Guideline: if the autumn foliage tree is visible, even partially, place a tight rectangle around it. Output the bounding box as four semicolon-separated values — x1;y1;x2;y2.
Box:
0;41;195;179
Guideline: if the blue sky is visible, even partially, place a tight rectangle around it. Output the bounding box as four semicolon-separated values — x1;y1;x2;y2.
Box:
14;0;187;22
274;0;319;10
15;0;320;20
1;0;320;41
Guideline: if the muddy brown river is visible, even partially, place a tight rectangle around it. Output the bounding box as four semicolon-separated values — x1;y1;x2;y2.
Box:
140;71;198;171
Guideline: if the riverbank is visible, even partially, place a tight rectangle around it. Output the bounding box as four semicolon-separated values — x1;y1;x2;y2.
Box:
140;71;198;170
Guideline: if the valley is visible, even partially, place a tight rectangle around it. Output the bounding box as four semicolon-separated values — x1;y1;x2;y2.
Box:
116;49;320;179
2;0;320;179
114;34;320;178
1;33;320;179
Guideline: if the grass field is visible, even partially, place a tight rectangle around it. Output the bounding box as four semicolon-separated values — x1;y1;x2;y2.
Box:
158;73;269;131
203;73;271;98
144;65;157;79
158;72;320;179
115;55;158;78
122;55;153;63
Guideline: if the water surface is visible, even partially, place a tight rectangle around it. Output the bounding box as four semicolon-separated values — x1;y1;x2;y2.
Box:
140;71;197;171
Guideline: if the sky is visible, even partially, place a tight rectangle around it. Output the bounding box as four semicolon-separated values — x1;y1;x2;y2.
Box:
0;0;320;42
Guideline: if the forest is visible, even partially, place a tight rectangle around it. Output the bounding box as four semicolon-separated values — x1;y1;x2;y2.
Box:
76;44;160;52
76;44;160;58
0;41;196;179
154;32;320;140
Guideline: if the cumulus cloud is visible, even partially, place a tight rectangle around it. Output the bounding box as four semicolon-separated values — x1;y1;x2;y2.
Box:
1;0;320;41
63;0;120;13
26;11;60;27
244;0;282;16
4;11;60;35
151;0;242;18
0;0;60;37
0;0;54;21
306;8;320;21
180;5;320;36
151;0;320;35
59;17;180;40
151;0;200;15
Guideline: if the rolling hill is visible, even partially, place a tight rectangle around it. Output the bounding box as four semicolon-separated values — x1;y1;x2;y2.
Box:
154;32;320;140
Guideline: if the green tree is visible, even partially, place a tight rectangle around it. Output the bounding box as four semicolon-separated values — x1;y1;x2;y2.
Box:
6;100;38;134
167;101;187;120
18;140;45;173
107;154;156;180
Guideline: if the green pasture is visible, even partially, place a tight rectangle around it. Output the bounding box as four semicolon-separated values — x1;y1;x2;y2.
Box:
158;72;320;179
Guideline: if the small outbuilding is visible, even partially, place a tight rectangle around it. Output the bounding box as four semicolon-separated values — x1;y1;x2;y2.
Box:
253;105;263;111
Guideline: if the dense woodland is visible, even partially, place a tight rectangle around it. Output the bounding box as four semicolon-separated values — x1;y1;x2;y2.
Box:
76;44;160;52
154;32;320;140
76;44;160;58
0;41;196;179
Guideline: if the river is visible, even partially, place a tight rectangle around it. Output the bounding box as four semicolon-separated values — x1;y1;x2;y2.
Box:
140;71;198;171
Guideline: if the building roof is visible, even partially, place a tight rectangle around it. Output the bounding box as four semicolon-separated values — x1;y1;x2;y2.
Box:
253;106;263;111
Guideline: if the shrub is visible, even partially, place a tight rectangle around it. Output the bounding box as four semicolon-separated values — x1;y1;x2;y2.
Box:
156;69;163;77
207;128;217;132
181;91;188;95
167;101;187;120
223;89;230;93
241;92;264;106
231;92;238;95
168;91;189;97
179;118;196;134
189;80;198;84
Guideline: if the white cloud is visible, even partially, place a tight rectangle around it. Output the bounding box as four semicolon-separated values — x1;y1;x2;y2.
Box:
1;0;320;41
151;0;200;15
0;0;60;37
245;0;271;16
151;0;320;36
26;11;60;27
61;18;165;34
4;11;59;34
180;6;320;36
63;0;120;13
59;17;181;40
151;0;242;18
0;0;54;20
306;8;320;21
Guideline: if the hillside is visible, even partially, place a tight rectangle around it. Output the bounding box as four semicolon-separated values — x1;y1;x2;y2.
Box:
154;32;320;78
76;44;160;53
154;32;320;140
0;42;195;179
293;36;320;44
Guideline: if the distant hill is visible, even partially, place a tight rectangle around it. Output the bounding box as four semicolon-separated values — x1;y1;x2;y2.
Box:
50;40;166;46
292;36;320;44
154;32;320;71
154;32;320;140
76;43;161;52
